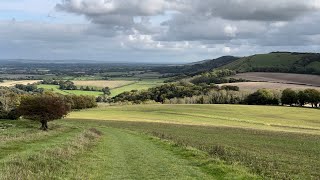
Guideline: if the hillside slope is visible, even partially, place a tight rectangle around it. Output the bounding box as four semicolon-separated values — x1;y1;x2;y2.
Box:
154;56;239;75
221;52;320;75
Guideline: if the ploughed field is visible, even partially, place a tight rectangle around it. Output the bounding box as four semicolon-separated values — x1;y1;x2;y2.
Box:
219;82;320;92
1;104;320;179
231;72;320;87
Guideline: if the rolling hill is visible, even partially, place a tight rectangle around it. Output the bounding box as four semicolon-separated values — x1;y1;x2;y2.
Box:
154;52;320;75
221;52;320;75
154;56;240;75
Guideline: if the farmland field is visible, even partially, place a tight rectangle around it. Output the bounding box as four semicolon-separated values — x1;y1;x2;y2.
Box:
219;82;320;92
110;79;164;97
38;79;163;97
232;72;320;87
1;104;320;179
0;80;40;87
73;80;134;88
38;84;103;96
68;104;320;135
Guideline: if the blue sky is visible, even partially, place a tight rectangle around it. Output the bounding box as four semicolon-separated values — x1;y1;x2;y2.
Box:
1;0;320;63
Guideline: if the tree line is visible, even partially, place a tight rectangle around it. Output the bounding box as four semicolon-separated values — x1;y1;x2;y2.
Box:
111;82;320;108
190;69;248;85
41;80;111;95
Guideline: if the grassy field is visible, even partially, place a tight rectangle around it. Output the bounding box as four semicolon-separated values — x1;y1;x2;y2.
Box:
68;104;320;179
0;119;256;179
0;80;40;87
1;104;319;179
219;82;320;92
38;79;162;97
231;72;320;87
73;80;134;89
38;84;104;96
68;104;320;134
110;79;164;97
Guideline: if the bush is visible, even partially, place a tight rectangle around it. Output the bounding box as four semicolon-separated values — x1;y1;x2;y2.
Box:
221;85;240;91
66;95;97;110
7;109;20;120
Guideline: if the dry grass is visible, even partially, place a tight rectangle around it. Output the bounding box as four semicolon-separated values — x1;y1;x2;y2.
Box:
73;80;134;88
232;72;320;87
219;82;320;92
0;80;40;87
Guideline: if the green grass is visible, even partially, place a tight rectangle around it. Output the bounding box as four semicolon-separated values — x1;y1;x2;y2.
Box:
39;79;163;97
68;104;320;134
2;104;319;179
86;120;320;179
222;52;309;73
110;79;164;97
0;120;256;179
61;127;255;179
38;84;103;96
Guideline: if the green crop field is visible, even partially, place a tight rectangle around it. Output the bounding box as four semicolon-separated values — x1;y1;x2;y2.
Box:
1;104;319;179
38;84;104;96
110;79;164;97
38;79;162;97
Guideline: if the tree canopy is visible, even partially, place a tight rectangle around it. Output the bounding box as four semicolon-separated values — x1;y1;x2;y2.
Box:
18;93;71;130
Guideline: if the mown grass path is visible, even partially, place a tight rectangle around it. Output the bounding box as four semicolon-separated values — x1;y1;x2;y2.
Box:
64;127;218;179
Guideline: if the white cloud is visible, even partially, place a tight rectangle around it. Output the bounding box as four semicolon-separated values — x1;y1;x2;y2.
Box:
1;0;320;62
224;25;238;37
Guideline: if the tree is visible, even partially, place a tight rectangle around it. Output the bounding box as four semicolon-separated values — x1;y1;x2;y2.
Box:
297;91;308;106
18;93;71;130
281;88;298;106
246;89;279;105
304;89;320;107
102;87;111;96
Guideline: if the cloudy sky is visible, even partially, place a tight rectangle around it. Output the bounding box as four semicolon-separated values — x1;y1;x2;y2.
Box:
1;0;320;63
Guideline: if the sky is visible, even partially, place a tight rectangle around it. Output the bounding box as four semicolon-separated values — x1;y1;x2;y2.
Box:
1;0;320;63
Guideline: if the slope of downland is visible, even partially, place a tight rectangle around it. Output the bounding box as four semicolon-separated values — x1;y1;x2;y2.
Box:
221;52;320;75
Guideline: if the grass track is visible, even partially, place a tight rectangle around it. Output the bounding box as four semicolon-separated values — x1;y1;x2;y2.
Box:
53;127;256;179
89;120;320;179
0;121;256;179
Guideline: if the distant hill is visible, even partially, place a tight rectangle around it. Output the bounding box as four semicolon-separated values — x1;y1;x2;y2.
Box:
221;52;320;75
154;56;240;75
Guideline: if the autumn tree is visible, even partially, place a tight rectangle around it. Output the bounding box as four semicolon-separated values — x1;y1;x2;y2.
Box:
18;93;71;130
